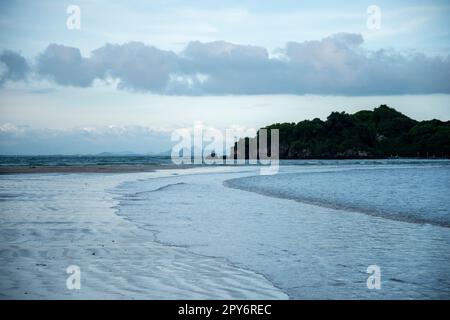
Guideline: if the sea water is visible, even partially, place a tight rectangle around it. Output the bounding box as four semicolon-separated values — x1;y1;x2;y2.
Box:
115;160;450;299
1;160;449;299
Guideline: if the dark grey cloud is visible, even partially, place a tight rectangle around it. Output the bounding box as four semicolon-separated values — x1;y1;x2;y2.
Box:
28;33;450;95
36;44;102;87
92;42;179;91
0;50;29;86
281;33;450;95
179;40;287;94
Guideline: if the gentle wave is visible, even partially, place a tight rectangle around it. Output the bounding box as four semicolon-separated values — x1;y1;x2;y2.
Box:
224;166;450;228
114;167;450;299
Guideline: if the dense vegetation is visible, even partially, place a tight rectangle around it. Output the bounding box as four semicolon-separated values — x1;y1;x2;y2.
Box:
234;105;450;159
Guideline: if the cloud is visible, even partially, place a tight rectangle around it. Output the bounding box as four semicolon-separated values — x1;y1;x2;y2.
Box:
0;50;29;86
0;124;173;155
24;33;450;95
178;40;284;94
282;33;450;95
36;44;102;87
91;42;179;91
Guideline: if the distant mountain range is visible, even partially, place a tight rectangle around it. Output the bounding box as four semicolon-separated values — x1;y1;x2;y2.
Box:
233;105;450;159
94;151;144;156
91;151;171;157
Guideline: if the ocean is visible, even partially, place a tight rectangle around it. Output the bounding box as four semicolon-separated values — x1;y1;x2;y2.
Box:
0;158;449;299
0;155;173;167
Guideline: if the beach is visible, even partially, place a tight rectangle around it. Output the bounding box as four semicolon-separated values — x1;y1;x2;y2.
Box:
1;161;449;299
0;169;286;299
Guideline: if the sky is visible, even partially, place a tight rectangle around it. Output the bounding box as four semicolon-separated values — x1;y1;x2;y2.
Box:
0;0;449;154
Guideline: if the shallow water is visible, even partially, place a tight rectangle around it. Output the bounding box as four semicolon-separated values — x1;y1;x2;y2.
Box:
1;161;449;299
225;165;450;227
115;162;450;299
0;170;286;299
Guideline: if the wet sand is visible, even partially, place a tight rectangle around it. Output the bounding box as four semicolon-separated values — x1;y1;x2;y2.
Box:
0;169;287;299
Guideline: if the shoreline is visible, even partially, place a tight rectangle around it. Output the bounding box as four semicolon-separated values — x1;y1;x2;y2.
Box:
0;168;287;299
1;158;449;175
1;164;449;298
114;165;450;299
0;164;196;174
